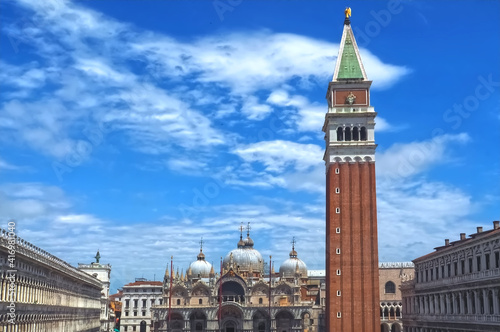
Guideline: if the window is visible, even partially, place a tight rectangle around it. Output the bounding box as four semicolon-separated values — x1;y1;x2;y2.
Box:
435;267;439;280
336;227;341;233
385;281;396;294
441;265;445;278
486;254;490;270
125;311;129;317
337;312;341;318
134;311;137;317
335;168;340;174
151;299;155;306
259;298;263;304
336;290;341;296
335;188;340;194
344;127;351;141
142;311;146;316
134;300;138;308
142;299;146;307
176;299;181;305
430;268;433;280
477;256;481;271
495;252;500;268
135;289;138;292
353;127;359;141
454;262;458;275
336;208;340;214
159;299;163;305
461;260;465;274
125;299;130;308
199;299;203;305
336;127;343;141
143;289;147;292
336;269;341;275
360;127;367;141
336;248;341;254
447;264;451;277
133;327;137;332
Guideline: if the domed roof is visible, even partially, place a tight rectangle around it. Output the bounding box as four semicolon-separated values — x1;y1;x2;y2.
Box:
189;258;212;278
188;239;212;278
223;225;263;272
279;240;307;278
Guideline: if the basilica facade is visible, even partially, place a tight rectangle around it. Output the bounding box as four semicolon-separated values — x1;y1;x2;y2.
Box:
151;228;323;332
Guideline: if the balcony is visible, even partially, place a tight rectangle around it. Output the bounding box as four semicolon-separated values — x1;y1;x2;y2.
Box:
328;106;375;114
415;267;500;290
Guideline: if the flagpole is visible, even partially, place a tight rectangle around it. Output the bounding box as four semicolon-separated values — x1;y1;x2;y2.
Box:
219;256;223;332
168;256;173;330
269;255;272;331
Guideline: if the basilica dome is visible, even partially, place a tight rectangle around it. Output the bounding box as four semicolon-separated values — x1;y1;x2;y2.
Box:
223;232;263;272
189;250;212;278
279;245;307;278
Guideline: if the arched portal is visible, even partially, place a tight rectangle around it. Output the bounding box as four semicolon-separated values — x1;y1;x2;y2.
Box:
253;310;270;332
220;281;245;303
391;322;402;332
190;311;207;332
220;304;243;332
168;313;184;332
275;310;294;332
381;323;390;332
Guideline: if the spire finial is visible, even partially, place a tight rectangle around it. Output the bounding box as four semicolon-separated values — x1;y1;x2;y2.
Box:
246;222;251;237
344;7;351;25
291;237;296;251
239;222;244;240
199;237;204;252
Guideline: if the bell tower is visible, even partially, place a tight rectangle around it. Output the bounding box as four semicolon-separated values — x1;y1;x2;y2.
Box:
323;9;381;332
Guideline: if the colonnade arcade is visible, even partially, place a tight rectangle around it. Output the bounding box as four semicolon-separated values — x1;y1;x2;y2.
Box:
403;287;500;316
0;229;102;332
156;306;312;332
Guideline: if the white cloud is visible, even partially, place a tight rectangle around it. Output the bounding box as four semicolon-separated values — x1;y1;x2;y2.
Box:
241;96;273;120
233;140;322;173
377;133;470;179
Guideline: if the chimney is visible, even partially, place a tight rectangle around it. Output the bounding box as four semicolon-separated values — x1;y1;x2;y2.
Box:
477;227;483;233
494;221;500;229
460;233;466;240
445;239;450;246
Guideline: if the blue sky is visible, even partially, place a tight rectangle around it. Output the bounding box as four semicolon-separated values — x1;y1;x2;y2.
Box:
1;0;499;293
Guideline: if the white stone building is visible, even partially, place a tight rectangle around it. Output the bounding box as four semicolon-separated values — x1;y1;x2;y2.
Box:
0;228;102;331
400;221;500;332
120;279;163;332
78;251;112;332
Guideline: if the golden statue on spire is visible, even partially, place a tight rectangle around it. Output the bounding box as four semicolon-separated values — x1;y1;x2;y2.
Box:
345;7;351;19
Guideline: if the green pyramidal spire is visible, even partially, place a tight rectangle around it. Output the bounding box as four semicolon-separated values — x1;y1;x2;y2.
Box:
333;19;367;81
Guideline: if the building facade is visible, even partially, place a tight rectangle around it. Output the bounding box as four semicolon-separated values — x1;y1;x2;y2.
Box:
323;11;381;332
151;229;323;332
379;262;415;332
120;279;163;332
400;221;500;332
0;228;102;332
78;251;112;332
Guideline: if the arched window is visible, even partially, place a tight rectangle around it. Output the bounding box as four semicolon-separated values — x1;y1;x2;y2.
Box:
176;299;181;305
337;127;343;141
360;127;367;141
345;127;351;141
259;298;263;304
199;299;202;305
353;127;359;141
385;281;396;294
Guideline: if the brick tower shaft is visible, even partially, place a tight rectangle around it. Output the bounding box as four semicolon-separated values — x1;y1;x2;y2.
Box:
323;11;381;332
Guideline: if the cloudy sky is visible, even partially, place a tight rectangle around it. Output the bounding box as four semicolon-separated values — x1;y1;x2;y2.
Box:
1;0;499;293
